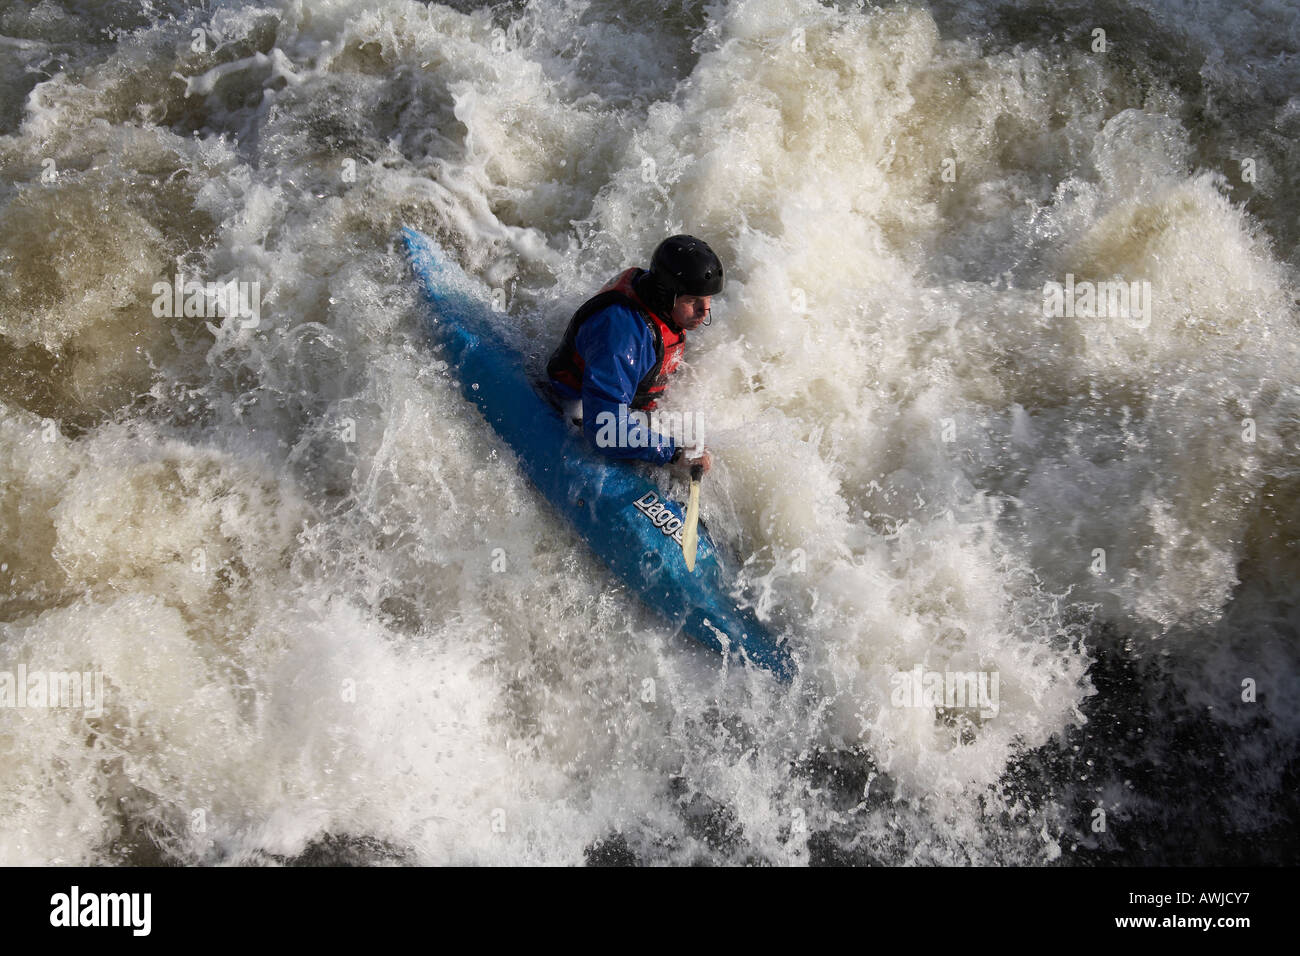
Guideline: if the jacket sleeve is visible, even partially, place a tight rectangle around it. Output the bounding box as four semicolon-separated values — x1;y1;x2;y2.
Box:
574;305;677;464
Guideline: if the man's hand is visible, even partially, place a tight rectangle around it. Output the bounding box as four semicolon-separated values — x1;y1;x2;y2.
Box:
669;446;712;480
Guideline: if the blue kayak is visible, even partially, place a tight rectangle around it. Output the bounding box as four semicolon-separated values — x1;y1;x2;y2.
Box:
401;227;795;681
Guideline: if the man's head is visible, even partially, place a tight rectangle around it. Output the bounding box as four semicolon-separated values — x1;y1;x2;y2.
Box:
648;235;724;331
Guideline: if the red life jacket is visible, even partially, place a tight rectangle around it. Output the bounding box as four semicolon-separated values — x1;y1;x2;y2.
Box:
546;268;684;410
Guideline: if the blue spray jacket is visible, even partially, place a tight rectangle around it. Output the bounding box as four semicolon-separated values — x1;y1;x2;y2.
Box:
549;303;679;465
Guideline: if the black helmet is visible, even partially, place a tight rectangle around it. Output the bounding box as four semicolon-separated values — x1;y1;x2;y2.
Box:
649;235;724;298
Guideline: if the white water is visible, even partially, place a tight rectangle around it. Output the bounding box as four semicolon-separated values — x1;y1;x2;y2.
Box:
0;0;1296;864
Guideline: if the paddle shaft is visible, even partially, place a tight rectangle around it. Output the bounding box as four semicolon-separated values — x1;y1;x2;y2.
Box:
683;463;703;571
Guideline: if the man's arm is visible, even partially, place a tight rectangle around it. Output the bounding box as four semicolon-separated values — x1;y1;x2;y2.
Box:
575;306;677;464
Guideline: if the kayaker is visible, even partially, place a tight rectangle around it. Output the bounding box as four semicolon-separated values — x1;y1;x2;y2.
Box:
546;235;722;478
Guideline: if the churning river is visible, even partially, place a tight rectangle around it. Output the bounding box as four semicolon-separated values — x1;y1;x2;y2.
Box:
1;0;1297;865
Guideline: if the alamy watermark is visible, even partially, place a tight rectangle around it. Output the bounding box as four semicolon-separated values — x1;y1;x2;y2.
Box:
50;886;150;936
1043;274;1151;329
890;665;999;719
0;664;104;717
152;271;261;328
593;404;705;450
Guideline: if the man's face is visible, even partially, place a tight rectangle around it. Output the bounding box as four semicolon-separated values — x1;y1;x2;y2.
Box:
671;294;711;330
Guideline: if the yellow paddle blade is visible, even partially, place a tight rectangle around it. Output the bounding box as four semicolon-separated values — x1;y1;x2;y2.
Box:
682;477;701;571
